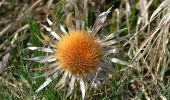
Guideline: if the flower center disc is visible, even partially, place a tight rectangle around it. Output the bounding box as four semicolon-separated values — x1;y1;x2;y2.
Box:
55;30;102;76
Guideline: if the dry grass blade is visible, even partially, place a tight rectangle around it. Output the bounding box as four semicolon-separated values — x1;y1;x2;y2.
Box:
132;11;170;62
139;0;149;25
17;0;42;21
47;0;53;8
0;0;5;7
150;0;170;20
11;24;29;47
0;73;31;99
0;24;11;37
160;95;167;100
0;53;10;72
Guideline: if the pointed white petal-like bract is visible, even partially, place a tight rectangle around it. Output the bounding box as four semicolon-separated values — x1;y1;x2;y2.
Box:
92;5;113;36
36;77;52;92
27;47;54;53
46;16;53;26
80;79;86;100
66;76;76;97
60;25;68;35
40;24;61;40
107;49;117;55
104;28;127;41
50;31;61;40
36;72;58;92
100;63;114;74
31;62;58;71
40;23;52;32
101;35;130;46
33;66;60;78
101;39;119;46
111;58;132;67
23;55;56;63
55;71;69;89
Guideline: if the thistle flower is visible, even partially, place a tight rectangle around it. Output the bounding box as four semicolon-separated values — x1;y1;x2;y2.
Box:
25;2;130;99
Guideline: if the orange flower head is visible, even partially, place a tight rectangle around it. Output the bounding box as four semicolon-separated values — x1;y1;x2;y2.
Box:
55;30;102;76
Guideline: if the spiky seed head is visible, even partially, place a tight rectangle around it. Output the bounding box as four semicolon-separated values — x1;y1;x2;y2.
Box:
55;30;102;76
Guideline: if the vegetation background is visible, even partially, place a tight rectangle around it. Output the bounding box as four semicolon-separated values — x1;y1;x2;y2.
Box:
0;0;170;99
